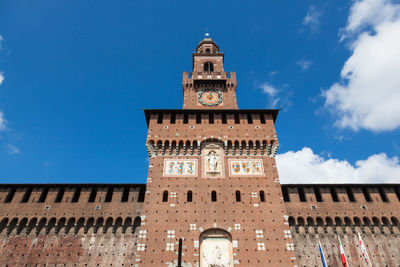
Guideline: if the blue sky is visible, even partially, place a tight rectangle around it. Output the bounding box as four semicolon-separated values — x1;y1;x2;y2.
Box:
0;0;399;184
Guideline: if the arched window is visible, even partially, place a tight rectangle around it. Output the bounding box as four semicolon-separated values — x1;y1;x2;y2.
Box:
211;191;217;202
204;62;214;72
187;191;193;202
205;48;210;54
235;190;241;202
162;190;168;202
259;190;265;202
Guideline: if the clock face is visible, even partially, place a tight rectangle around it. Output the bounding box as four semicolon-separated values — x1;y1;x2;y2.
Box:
198;89;223;106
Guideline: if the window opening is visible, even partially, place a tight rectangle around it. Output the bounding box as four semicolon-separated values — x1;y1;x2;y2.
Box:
362;187;372;202
260;113;266;124
196;113;201;124
187;191;193;202
221;113;227;124
55;187;65;203
394;187;400;201
183;113;189;124
345;187;356;202
378;187;389;202
138;187;145;202
247;114;253;124
4;188;16;203
298;187;306;202
259;190;266;202
281;187;290;202
211;191;217;202
313;187;322;202
88;187;97;202
72;187;81;203
105;187;113;202
235;190;241;202
121;187;129;202
38;187;49;203
177;238;183;267
21;187;33;203
234;114;240;124
209;113;214;124
162;190;168;202
170;113;176;124
157;113;163;124
330;187;339;202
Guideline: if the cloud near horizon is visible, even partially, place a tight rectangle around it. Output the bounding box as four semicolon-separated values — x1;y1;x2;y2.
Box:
276;147;400;184
324;0;400;132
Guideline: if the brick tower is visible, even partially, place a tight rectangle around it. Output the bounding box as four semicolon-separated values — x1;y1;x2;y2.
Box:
139;36;297;266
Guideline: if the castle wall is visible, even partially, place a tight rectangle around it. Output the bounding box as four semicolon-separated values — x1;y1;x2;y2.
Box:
282;184;400;266
0;184;145;266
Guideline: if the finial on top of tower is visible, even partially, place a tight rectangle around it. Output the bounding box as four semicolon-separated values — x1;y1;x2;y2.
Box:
205;32;210;37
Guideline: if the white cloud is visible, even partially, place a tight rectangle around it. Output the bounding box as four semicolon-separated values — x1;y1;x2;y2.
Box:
0;111;7;131
303;6;322;32
259;82;280;107
0;72;4;86
5;144;20;155
296;59;312;70
0;35;3;49
276;147;400;184
325;0;400;131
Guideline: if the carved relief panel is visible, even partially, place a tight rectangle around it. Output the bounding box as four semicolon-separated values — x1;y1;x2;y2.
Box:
163;159;198;177
228;159;264;176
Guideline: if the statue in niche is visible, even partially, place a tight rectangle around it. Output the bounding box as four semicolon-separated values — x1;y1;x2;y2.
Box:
202;244;230;267
208;150;218;172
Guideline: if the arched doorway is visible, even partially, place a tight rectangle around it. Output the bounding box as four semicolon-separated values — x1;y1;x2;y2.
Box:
200;228;233;267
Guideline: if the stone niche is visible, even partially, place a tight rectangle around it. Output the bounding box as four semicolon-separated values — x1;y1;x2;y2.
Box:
202;142;224;178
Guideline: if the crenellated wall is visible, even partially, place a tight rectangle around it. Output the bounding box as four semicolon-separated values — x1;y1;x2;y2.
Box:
0;184;145;266
282;184;400;266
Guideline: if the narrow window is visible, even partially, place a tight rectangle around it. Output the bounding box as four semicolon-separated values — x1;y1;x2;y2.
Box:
247;114;253;124
298;187;306;202
235;190;241;202
105;187;113;202
330;187;339;202
177;238;183;267
196;113;201;124
157;113;163;124
234;114;240;124
260;113;266;124
55;187;65;203
362;187;372;202
183;113;189;124
209;113;214;124
4;188;16;203
138;187;145;202
162;190;168;202
72;187;81;203
281;186;290;202
260;190;266;202
221;113;227;124
211;191;217;202
187;191;193;202
345;187;356;202
21;188;33;203
313;187;322;202
170;113;176;124
121;187;129;202
38;187;49;203
378;187;389;202
205;48;210;54
88;187;97;202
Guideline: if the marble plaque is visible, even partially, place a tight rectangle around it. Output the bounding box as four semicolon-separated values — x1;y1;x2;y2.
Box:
200;238;233;267
228;159;264;176
163;159;197;177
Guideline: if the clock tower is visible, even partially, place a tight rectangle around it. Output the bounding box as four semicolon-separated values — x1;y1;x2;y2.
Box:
182;36;238;109
139;36;297;266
